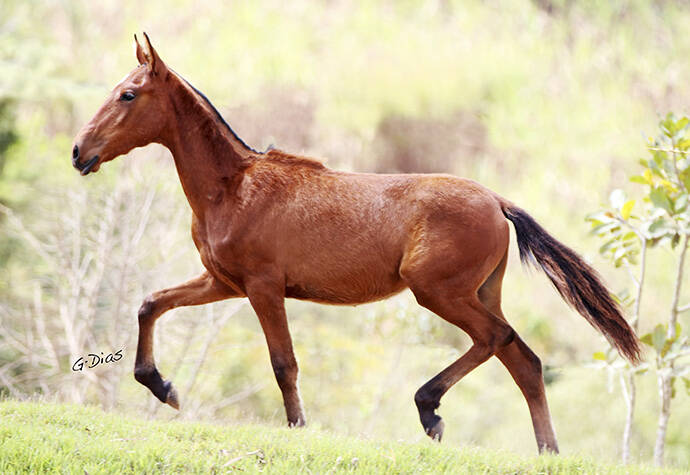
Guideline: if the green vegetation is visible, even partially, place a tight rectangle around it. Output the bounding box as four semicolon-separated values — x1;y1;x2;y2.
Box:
1;0;689;471
588;115;690;464
0;400;678;474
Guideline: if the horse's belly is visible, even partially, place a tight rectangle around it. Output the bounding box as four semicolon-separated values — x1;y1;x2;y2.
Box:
284;261;407;305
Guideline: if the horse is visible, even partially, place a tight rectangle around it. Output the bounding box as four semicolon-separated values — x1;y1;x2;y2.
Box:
71;33;640;453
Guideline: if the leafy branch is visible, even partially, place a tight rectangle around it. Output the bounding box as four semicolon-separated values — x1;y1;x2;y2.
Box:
586;113;690;466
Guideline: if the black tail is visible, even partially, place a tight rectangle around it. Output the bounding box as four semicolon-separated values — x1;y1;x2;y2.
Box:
502;205;641;364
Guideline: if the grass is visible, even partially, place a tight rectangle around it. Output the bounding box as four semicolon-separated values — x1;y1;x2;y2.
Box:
2;1;690;473
0;400;680;474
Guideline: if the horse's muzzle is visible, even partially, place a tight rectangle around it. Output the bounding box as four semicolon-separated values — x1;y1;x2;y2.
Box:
72;147;99;176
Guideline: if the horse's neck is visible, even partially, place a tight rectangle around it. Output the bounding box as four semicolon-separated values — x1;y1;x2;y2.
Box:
161;81;254;218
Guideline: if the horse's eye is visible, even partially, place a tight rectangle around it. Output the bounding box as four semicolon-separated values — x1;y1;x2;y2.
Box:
120;91;136;102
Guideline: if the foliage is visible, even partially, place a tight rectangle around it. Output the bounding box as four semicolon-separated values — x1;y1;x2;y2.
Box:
587;114;690;465
0;0;689;469
587;113;690;388
0;400;679;475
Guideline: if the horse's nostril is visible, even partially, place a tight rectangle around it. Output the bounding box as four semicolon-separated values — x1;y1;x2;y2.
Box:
72;144;79;160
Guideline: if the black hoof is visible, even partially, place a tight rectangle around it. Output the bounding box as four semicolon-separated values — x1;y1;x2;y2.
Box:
164;381;180;410
134;367;180;409
425;416;444;441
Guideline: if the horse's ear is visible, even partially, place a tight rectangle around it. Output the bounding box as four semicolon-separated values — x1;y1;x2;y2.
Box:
134;34;146;65
141;32;166;76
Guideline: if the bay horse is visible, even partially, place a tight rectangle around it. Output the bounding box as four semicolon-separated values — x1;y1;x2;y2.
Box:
71;34;640;453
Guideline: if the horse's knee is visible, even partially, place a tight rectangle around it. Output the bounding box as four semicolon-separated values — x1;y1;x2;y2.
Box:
138;294;157;323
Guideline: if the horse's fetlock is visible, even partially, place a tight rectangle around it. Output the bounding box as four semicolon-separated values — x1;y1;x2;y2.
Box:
271;358;297;386
134;365;157;385
414;388;440;411
133;367;150;385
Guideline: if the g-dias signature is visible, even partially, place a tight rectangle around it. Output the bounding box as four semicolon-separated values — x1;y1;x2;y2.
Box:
72;350;123;372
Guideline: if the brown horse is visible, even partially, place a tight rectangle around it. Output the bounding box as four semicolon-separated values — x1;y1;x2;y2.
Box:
72;34;640;453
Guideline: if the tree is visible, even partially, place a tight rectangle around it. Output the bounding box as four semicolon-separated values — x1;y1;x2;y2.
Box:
587;113;690;465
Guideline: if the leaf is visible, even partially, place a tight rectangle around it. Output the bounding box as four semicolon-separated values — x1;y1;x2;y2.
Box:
593;351;607;361
630;175;648;185
682;170;690;191
621;200;635;220
683;377;690;396
617;288;631;302
672;233;681;249
650;186;674;214
652;324;666;353
613;246;628;261
647;218;671;237
622;231;638;241
610;189;626;210
591;221;620;236
599;238;621;255
660;179;677;193
640;332;653;347
649;159;664;177
585;210;610;223
634;365;649;375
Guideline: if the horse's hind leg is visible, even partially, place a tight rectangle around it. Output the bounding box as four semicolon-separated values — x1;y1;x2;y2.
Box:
134;271;238;409
478;252;559;453
403;273;516;441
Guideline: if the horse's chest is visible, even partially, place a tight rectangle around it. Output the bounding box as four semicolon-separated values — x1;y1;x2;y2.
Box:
192;216;247;291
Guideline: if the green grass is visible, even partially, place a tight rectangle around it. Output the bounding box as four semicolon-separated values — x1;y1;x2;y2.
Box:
0;400;679;474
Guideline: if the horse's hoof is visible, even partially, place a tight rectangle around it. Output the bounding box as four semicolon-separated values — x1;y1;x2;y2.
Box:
288;417;306;428
164;381;180;410
426;418;444;442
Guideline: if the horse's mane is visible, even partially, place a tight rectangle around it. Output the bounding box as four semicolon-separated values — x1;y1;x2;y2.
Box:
170;71;325;170
172;69;263;155
264;149;326;170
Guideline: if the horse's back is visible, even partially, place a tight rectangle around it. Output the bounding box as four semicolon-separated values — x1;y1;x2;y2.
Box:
271;166;505;303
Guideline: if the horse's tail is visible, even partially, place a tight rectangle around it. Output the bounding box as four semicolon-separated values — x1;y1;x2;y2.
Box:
499;201;641;365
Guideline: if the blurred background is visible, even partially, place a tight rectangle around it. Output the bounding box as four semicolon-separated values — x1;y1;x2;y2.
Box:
1;0;688;468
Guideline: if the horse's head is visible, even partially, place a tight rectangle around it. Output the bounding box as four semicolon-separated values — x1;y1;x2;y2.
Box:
72;33;170;175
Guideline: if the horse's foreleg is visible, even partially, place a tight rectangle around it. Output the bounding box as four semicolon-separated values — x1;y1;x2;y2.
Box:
245;278;305;426
134;271;238;409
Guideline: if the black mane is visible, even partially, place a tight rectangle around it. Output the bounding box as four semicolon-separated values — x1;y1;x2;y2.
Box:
173;70;263;155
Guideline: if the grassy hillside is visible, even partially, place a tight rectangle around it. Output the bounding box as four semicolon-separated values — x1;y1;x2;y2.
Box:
0;400;680;474
2;0;690;470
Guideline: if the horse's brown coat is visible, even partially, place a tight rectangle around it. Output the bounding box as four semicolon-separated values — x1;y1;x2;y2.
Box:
72;34;640;454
